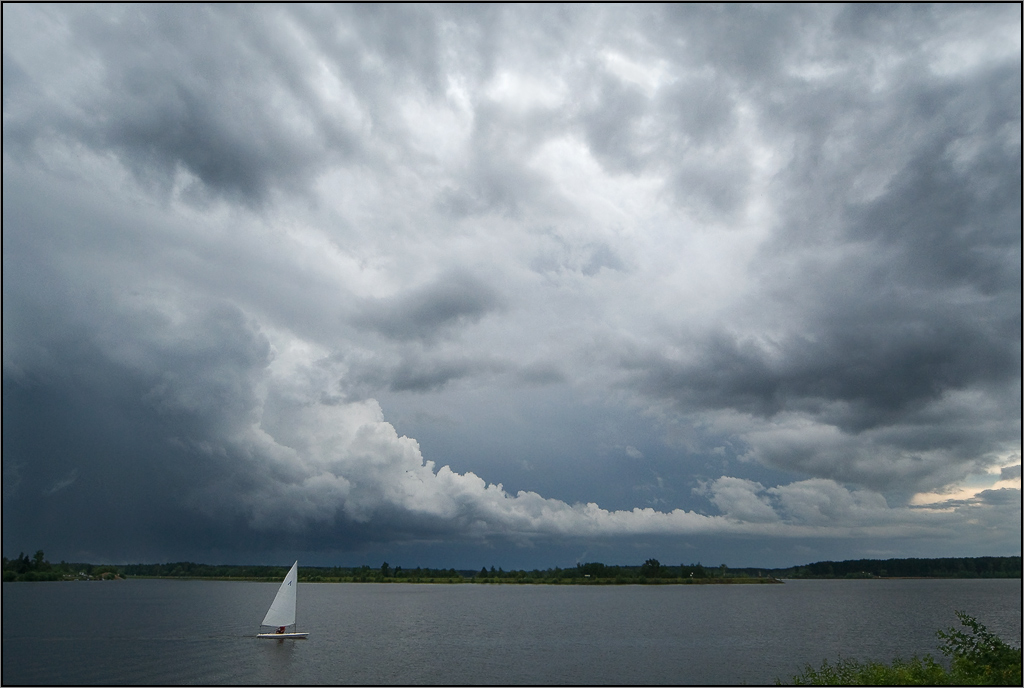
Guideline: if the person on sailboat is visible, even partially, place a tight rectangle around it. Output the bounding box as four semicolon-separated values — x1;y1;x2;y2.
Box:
277;626;286;634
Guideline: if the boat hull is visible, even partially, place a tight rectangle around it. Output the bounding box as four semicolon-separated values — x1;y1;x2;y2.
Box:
257;632;308;639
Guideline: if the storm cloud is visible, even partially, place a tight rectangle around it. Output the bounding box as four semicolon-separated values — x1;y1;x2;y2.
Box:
353;269;503;343
3;4;1019;567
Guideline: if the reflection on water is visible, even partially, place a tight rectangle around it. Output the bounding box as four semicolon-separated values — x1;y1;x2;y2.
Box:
262;636;299;686
3;579;1020;685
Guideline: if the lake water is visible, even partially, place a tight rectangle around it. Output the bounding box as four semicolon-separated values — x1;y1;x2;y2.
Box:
2;579;1020;685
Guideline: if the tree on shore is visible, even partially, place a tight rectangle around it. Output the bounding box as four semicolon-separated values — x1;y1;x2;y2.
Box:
2;551;70;581
640;558;662;577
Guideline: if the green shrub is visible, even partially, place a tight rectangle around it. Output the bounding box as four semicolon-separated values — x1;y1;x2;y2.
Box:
783;612;1022;686
938;611;1022;686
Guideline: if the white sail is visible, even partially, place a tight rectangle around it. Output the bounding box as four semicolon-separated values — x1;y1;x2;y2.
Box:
261;561;298;628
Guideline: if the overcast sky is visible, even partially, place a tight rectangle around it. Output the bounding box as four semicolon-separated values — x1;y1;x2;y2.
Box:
3;4;1020;569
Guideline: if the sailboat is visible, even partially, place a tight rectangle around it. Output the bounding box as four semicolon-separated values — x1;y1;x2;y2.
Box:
256;561;309;639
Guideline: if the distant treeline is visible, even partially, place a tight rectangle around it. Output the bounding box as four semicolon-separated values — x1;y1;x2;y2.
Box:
771;556;1022;579
117;558;744;584
3;555;765;583
4;552;1020;583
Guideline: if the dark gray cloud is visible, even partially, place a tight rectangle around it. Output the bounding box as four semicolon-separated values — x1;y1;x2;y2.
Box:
578;73;652;175
660;4;810;83
353;270;503;343
971;488;1021;507
4;7;351;203
628;295;1017;433
346;352;507;395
